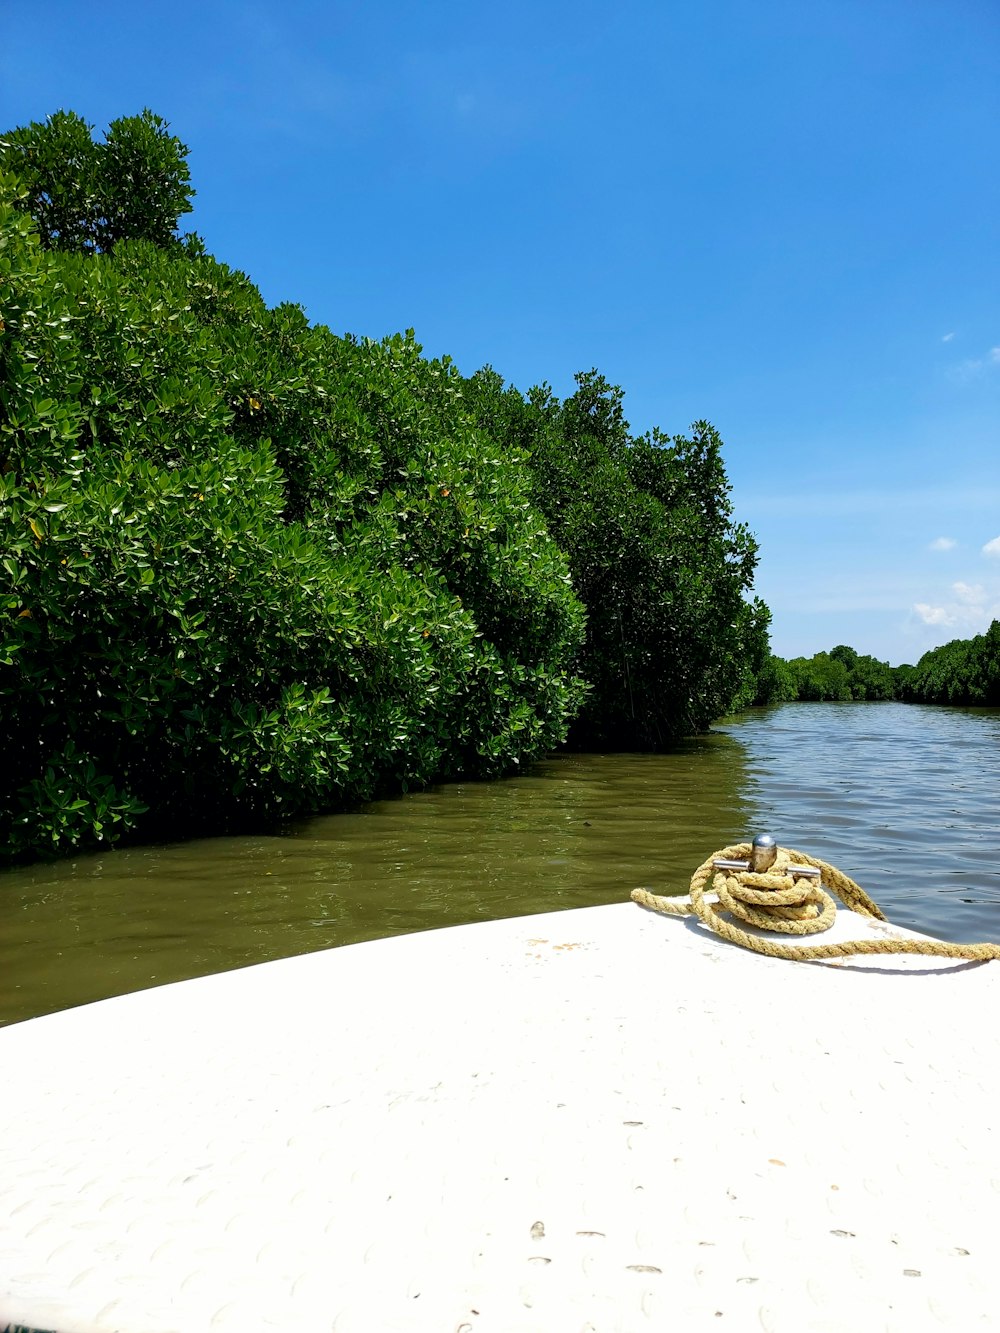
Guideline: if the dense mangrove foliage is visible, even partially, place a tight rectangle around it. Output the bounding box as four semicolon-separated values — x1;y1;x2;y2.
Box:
462;369;767;747
0;111;764;864
757;626;1000;706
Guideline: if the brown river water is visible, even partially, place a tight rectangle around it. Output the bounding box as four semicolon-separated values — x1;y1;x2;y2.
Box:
2;702;998;1025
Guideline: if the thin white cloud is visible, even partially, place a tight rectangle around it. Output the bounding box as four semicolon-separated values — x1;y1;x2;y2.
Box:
917;605;954;623
912;580;1000;635
942;332;955;342
929;536;956;551
983;536;1000;558
914;603;954;626
948;345;1000;382
953;358;984;380
953;581;985;605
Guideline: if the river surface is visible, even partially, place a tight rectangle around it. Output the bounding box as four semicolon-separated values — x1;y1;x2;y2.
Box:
2;702;999;1025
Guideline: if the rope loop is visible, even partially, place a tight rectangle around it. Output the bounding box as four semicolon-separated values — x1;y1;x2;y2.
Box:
631;842;1000;963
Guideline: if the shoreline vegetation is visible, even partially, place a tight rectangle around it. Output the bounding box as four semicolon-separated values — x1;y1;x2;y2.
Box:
1;111;994;868
0;110;766;865
754;632;1000;707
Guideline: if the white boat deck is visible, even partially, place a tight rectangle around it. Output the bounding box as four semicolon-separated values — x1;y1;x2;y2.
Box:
2;901;998;1332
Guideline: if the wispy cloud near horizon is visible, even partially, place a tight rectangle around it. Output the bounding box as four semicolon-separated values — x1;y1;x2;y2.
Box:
912;579;1000;634
953;581;985;604
913;602;954;626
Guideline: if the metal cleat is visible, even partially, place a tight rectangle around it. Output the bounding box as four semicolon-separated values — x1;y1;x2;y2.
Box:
713;833;821;879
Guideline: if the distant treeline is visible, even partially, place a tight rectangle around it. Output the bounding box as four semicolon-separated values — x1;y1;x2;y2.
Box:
0;111;766;864
754;625;1000;706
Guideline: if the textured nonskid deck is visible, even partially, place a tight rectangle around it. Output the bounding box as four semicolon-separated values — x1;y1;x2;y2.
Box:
2;902;998;1332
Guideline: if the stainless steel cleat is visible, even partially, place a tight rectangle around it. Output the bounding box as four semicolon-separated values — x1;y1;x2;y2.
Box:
713;833;821;879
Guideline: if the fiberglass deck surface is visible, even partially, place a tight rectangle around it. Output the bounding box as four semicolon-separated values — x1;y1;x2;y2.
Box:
1;901;999;1333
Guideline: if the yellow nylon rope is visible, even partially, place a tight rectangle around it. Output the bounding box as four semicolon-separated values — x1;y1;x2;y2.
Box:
631;842;1000;963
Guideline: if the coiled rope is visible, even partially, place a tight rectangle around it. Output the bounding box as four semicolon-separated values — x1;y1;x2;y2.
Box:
631;842;1000;963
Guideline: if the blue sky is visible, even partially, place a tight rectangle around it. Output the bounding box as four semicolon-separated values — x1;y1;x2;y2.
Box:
3;0;998;665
